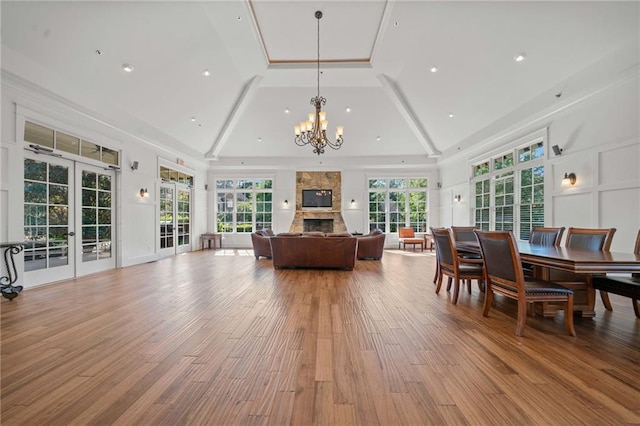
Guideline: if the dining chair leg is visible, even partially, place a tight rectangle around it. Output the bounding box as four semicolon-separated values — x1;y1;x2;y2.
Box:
632;299;639;318
452;278;460;305
446;277;453;292
515;298;528;336
483;289;493;317
599;290;613;311
435;273;444;294
466;279;472;294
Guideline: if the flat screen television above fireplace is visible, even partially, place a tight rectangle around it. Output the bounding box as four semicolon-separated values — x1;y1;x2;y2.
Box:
302;189;332;208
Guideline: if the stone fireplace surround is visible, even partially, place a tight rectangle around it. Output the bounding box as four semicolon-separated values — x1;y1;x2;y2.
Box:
289;171;347;233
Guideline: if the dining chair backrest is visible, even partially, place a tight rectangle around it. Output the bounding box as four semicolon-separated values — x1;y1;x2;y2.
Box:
398;227;415;239
431;228;455;268
451;226;478;242
529;227;565;246
474;230;522;292
565;227;616;251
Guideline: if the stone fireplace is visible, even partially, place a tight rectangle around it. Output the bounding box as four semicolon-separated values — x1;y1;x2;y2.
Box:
289;171;347;233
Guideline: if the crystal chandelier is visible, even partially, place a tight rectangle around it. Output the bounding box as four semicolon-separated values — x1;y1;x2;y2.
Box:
294;11;344;156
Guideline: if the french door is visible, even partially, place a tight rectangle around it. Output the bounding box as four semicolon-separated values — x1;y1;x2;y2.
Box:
158;183;191;257
23;154;116;286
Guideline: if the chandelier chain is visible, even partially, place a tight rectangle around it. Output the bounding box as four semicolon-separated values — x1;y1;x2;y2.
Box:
316;12;320;99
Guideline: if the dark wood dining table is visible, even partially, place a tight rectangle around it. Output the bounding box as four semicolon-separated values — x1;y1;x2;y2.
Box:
456;241;640;317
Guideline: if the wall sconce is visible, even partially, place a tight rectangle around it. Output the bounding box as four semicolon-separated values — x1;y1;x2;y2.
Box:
131;160;139;171
454;194;461;202
350;199;356;206
139;188;149;198
283;199;289;206
561;172;577;186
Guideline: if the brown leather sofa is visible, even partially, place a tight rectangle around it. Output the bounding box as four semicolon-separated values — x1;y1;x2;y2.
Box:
251;229;274;259
356;229;385;260
269;233;357;270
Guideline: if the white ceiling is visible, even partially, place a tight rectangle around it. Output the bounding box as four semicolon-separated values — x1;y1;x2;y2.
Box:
1;1;638;168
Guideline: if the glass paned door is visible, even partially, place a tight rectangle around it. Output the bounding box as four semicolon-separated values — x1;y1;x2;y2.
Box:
159;183;192;256
24;154;75;285
159;185;175;256
176;188;191;253
76;164;115;276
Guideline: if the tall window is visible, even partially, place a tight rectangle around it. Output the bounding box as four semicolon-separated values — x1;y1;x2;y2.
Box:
368;178;428;232
471;137;544;239
215;179;272;233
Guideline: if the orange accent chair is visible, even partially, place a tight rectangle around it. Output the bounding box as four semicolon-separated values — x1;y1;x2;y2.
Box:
398;227;424;251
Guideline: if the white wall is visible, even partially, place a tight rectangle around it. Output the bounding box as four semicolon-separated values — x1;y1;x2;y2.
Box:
437;69;639;252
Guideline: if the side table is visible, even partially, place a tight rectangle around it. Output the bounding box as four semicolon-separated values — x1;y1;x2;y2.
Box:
201;233;222;250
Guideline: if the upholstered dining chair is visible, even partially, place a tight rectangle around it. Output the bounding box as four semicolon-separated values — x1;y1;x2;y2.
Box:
451;225;482;260
593;229;640;317
524;227;565;277
450;226;478;242
565;227;616;251
432;228;484;305
430;227;446;284
474;230;576;337
530;227;565;246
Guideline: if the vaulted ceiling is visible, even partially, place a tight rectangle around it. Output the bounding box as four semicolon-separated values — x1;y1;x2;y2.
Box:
2;1;638;168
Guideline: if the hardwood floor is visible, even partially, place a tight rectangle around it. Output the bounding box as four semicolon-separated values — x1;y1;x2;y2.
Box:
2;249;639;425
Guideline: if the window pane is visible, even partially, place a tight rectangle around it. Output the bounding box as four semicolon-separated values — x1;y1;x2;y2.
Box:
81;140;101;161
24;121;54;148
369;179;386;189
24;159;47;181
102;147;119;166
56;132;80;155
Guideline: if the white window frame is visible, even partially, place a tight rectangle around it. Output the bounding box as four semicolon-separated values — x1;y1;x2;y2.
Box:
367;177;429;233
470;130;547;240
214;178;273;233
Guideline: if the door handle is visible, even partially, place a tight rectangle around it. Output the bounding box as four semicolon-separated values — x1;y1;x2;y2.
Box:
68;231;75;237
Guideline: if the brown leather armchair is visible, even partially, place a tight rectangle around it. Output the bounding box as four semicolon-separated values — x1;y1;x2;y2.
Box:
251;229;274;259
356;229;385;260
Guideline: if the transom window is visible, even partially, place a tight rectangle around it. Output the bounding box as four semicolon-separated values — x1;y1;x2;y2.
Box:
215;179;273;233
160;166;194;186
368;178;428;233
24;121;119;166
471;137;545;240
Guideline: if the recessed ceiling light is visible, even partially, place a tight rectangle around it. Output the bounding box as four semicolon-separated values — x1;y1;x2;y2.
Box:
95;49;103;55
202;69;210;77
430;66;438;73
190;117;196;122
346;107;351;112
448;113;454;118
236;16;242;21
514;53;527;62
284;108;290;114
258;137;262;142
376;136;381;141
121;63;134;72
394;21;399;27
